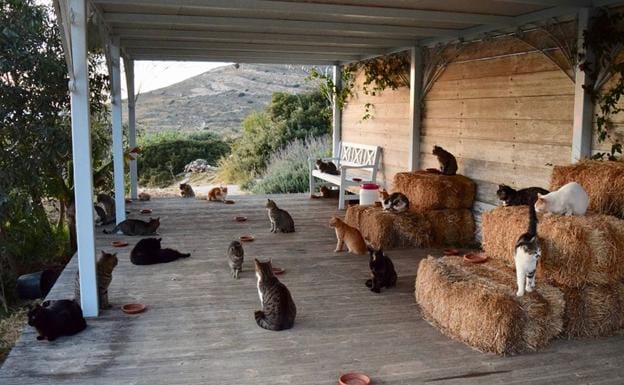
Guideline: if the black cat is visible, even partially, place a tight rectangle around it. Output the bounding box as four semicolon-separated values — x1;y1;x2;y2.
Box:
497;184;550;206
130;237;191;265
28;300;87;341
365;246;397;293
315;159;340;175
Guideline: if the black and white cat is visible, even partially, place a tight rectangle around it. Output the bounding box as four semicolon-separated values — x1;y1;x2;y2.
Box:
496;184;549;206
365;246;397;293
382;192;409;213
514;203;540;297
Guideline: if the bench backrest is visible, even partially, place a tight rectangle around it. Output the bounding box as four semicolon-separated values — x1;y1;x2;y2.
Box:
338;141;382;179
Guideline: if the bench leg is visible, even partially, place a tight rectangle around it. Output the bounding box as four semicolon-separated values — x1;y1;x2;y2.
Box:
309;169;315;197
338;186;346;210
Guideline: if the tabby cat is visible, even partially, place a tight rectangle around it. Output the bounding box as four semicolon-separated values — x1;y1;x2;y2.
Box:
365;246;398;293
96;193;116;219
138;191;151;201
514;203;540;297
227;240;244;279
266;199;295;233
208;186;228;201
94;205;115;226
254;258;296;331
130;237;191;265
496;184;549;206
103;217;160;235
74;250;118;309
315;159;340;175
28;300;87;341
179;183;195;198
432;145;458;176
328;216;367;255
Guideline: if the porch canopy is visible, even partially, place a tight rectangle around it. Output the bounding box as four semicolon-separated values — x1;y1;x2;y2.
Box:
54;0;621;316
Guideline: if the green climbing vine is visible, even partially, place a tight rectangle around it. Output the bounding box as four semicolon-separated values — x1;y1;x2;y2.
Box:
582;9;624;161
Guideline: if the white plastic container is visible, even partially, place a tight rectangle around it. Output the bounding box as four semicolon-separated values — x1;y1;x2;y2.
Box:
359;183;380;206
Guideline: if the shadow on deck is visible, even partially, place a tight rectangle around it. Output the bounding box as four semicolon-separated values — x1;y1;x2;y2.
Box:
1;194;624;384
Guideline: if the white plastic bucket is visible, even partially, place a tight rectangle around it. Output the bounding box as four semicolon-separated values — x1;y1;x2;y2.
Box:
359;183;379;206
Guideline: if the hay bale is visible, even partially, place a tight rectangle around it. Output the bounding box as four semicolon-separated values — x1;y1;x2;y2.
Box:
423;209;475;246
551;160;624;218
482;206;624;287
345;205;432;249
415;256;564;355
559;282;624;338
393;171;476;211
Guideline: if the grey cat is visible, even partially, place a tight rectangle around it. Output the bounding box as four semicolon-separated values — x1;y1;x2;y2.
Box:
96;193;115;219
254;258;296;331
103;217;160;235
265;199;295;233
227;240;244;279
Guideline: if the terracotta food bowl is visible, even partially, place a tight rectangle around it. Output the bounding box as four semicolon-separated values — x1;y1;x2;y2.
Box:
464;252;488;264
111;240;129;247
224;199;235;204
339;373;371;385
443;248;460;256
272;267;286;275
140;208;152;214
239;235;255;242
234;216;248;222
121;303;146;314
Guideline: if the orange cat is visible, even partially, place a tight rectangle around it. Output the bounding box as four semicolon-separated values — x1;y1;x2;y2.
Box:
208;186;228;201
329;216;367;255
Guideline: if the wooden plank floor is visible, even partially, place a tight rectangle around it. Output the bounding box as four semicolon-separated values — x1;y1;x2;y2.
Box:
2;194;624;385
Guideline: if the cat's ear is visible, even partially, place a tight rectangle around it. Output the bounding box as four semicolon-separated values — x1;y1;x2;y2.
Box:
42;300;51;307
157;238;162;242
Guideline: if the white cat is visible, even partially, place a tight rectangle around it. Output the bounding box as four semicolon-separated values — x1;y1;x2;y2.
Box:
534;182;589;216
515;204;540;297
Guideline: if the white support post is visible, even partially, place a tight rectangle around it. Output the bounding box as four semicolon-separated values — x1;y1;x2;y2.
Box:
110;37;126;221
409;47;423;171
69;0;98;317
124;57;138;200
571;8;594;162
332;64;342;158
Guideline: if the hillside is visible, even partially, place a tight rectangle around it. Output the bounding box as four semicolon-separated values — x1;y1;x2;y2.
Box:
123;63;320;136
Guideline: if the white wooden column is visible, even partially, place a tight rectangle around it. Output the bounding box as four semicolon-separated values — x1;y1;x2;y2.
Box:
69;0;98;317
110;37;126;221
332;64;342;158
571;8;594;162
409;47;424;171
124;56;138;200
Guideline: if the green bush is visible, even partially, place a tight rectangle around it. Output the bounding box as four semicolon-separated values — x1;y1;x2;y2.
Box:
251;136;331;194
138;132;230;187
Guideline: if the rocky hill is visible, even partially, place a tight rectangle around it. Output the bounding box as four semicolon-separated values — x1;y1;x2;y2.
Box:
124;63;320;136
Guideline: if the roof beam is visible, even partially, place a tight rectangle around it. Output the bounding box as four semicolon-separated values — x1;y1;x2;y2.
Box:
113;28;417;48
93;0;514;26
104;13;459;39
125;48;361;62
131;54;338;65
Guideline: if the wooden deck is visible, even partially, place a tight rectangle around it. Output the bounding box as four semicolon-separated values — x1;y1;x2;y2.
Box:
2;194;624;384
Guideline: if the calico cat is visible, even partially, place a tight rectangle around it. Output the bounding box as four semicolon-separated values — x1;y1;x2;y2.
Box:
208;186;228;201
328;216;367;255
497;184;550;206
103;217;160;235
179;183;195;198
138;191;151;201
432;145;458;176
130;237;190;265
28;300;87;341
74;251;118;309
254;258;296;331
227;241;245;279
534;182;589;216
266;199;295;233
315;159;340;175
382;192;409;213
320;185;339;199
514;204;540;297
365;246;398;293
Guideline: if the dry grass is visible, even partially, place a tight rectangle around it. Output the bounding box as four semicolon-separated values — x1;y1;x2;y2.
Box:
415;256;564;355
345;205;432;249
0;308;27;364
482;206;624;287
423;209;475;246
393;171;475;211
559;282;624;338
551;160;624;219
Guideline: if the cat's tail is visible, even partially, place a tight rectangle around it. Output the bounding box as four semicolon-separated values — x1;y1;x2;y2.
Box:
527;203;538;237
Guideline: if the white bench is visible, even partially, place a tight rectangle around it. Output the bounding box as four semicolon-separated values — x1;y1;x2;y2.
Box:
308;141;382;210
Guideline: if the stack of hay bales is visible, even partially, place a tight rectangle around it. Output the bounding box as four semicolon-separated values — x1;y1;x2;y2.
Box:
415;256;564;355
482;160;624;338
345;171;476;249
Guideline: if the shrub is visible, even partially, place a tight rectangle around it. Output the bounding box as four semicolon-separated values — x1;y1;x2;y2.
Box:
251;136;331;194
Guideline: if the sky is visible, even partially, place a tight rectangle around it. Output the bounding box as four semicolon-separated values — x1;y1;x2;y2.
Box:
120;61;231;100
